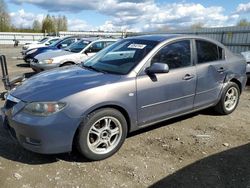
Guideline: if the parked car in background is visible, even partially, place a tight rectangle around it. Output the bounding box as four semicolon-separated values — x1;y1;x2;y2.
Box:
241;51;250;78
22;37;60;52
23;36;80;63
23;37;50;46
31;38;117;72
1;35;247;161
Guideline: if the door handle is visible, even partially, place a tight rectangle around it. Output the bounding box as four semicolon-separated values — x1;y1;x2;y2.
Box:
217;67;225;73
183;74;194;81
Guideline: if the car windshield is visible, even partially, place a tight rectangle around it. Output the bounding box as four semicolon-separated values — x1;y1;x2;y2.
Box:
49;38;67;47
65;40;91;53
39;37;49;43
83;39;159;75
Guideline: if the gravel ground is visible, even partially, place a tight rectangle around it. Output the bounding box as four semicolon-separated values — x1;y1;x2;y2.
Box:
0;45;249;188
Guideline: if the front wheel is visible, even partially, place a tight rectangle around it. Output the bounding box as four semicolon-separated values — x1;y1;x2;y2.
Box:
214;82;240;115
77;108;128;161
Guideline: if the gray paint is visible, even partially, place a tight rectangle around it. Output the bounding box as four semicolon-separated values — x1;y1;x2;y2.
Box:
1;34;247;154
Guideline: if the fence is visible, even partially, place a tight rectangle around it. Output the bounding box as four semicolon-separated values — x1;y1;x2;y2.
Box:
0;32;45;45
132;26;250;53
1;27;250;53
0;31;125;45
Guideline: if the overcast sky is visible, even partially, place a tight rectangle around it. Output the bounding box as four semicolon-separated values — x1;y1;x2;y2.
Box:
6;0;250;31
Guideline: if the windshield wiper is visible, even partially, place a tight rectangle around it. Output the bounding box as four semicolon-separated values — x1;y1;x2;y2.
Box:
82;64;107;74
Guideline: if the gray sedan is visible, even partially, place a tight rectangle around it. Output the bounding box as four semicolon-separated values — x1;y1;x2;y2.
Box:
1;35;247;161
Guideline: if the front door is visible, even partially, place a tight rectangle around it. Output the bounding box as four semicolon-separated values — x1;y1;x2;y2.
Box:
136;40;197;126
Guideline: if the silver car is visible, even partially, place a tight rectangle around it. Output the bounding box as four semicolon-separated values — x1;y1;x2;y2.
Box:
30;38;117;72
1;35;247;161
241;51;250;78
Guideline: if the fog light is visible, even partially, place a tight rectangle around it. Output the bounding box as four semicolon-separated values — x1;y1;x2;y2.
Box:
25;137;41;146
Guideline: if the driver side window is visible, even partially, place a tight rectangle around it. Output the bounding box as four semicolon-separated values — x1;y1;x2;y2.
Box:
88;42;104;53
151;40;191;70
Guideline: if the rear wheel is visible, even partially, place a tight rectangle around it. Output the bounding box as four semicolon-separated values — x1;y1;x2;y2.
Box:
77;108;128;161
214;82;240;115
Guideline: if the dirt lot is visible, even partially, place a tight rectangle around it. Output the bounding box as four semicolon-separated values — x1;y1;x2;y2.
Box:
0;45;249;188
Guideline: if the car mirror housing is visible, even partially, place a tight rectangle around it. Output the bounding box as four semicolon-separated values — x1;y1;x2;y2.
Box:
146;63;169;74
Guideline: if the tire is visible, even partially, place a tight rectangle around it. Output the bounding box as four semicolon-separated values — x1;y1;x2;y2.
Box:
77;108;128;161
214;82;240;115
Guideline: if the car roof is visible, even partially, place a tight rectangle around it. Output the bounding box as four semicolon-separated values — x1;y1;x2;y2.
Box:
92;38;118;42
127;34;183;42
128;34;217;43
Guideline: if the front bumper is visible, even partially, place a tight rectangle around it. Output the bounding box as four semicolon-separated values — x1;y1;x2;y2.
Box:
30;62;59;72
0;101;80;154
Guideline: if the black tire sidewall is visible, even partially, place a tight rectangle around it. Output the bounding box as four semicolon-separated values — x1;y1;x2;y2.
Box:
77;108;128;161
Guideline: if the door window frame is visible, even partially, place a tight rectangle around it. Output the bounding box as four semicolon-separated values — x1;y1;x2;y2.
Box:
138;39;195;76
193;39;226;66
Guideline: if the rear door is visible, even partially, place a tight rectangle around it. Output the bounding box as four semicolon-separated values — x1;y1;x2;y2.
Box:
194;39;227;108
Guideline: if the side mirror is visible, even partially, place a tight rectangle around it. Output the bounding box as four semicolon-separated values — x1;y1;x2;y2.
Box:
45;42;50;46
57;44;62;49
146;63;169;74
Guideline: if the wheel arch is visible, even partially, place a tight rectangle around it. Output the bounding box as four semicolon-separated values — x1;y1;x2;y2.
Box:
224;72;243;93
229;78;242;93
60;61;76;67
72;103;132;150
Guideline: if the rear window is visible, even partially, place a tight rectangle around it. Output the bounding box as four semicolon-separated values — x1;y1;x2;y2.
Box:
196;40;224;64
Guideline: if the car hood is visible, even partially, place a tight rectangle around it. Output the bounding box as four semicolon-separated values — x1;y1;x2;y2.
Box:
10;66;121;102
35;50;73;61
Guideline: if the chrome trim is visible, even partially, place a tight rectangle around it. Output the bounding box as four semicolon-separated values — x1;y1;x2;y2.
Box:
141;94;195;109
6;94;21;103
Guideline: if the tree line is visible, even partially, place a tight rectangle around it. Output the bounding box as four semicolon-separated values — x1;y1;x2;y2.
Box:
0;0;68;33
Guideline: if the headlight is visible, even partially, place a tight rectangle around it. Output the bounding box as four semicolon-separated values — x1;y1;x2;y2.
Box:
26;49;37;55
40;59;53;64
23;102;66;116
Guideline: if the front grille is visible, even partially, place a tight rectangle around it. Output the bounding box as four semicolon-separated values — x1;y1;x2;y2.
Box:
5;100;17;110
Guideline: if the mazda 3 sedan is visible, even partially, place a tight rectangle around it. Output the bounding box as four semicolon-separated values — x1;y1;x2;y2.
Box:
1;35;247;161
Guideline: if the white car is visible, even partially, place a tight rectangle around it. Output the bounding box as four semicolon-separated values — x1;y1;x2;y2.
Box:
241;51;250;78
23;37;50;46
30;38;117;72
22;37;60;52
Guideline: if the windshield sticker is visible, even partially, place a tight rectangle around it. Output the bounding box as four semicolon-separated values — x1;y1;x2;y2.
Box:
128;44;146;49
